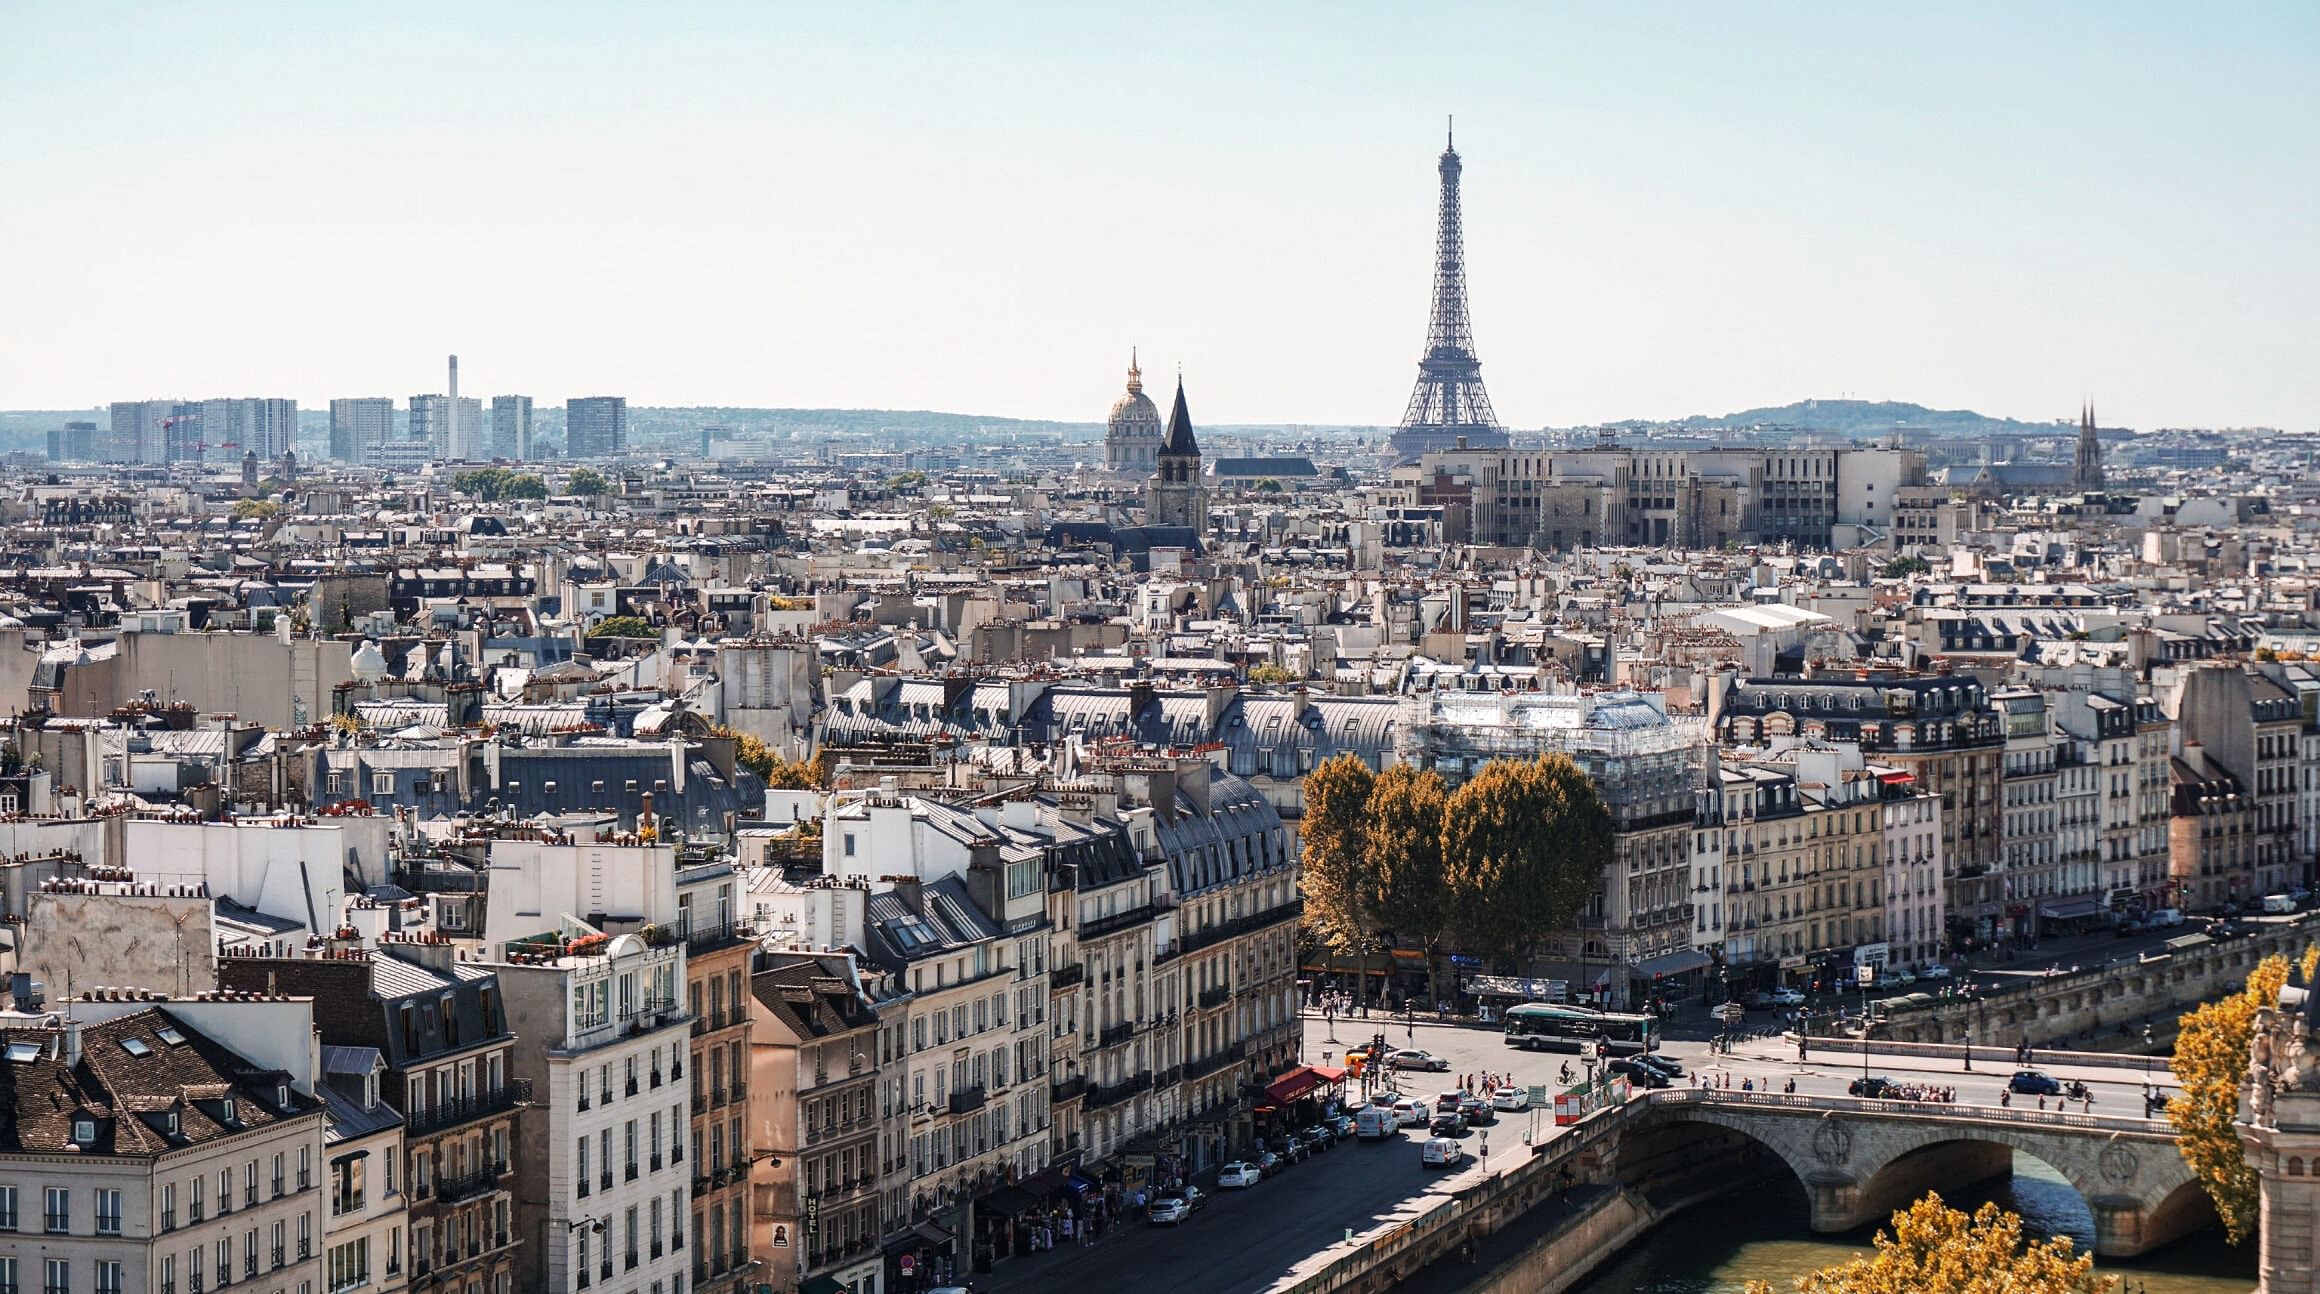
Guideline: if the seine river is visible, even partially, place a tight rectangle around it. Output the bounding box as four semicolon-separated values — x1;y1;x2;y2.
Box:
1573;1155;2252;1294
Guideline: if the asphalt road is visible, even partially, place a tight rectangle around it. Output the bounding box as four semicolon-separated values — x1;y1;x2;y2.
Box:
974;1015;2183;1294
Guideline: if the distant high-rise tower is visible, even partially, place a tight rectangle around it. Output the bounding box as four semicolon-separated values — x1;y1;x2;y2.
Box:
1144;378;1209;534
1390;120;1508;463
409;394;451;457
1104;351;1164;473
330;397;395;463
567;397;628;459
493;395;534;460
2074;401;2105;491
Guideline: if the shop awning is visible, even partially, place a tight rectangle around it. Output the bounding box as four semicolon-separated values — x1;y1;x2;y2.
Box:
979;1186;1040;1217
1631;949;1713;979
1022;1167;1068;1200
802;1278;846;1294
881;1219;955;1253
1064;1171;1099;1196
1265;1066;1323;1105
1309;1065;1348;1084
2040;898;2108;920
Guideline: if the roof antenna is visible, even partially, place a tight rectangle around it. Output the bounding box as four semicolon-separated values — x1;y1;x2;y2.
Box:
1447;114;1454;149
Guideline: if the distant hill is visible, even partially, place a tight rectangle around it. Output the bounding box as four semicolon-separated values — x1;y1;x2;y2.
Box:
1615;398;2066;440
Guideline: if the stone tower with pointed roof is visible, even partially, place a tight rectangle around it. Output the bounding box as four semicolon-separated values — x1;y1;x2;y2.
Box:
2075;401;2106;491
1145;377;1209;533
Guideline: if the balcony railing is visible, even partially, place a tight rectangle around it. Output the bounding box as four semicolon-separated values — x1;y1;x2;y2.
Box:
1086;1072;1151;1110
1048;964;1085;991
1096;1020;1137;1049
947;1084;988;1115
1177;900;1303;957
1049;1075;1088;1103
1197;985;1230;1010
407;1081;529;1137
684;918;754;956
1079;899;1174;941
433;1159;510;1204
1184;1050;1241;1082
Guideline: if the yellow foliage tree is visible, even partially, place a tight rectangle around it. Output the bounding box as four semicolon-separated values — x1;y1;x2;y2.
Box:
1744;1194;2109;1294
1298;755;1380;965
2169;951;2290;1244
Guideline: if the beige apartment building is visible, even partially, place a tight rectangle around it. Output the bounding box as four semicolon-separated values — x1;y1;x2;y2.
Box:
0;1004;328;1294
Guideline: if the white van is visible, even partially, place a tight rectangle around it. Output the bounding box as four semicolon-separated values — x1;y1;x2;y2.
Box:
2149;908;2185;928
1355;1105;1399;1141
2264;894;2298;916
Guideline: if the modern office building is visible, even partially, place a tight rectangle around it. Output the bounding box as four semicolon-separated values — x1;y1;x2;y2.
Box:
409;396;450;460
566;398;628;459
492;396;534;461
331;399;397;464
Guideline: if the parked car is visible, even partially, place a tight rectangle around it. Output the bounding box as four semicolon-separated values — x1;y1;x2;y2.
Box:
1149;1195;1194;1225
1255;1151;1286;1177
2009;1070;2063;1096
1918;963;1953;980
1301;1124;1336;1152
1741;990;1778;1009
1609;1057;1669;1089
1278;1136;1308;1165
2149;908;2186;928
1216;1162;1262;1189
1387;1048;1453;1072
1491;1086;1530;1111
1848;1075;1895;1098
1392;1099;1430;1128
1769;987;1807;1006
1420;1136;1467;1168
1632;1053;1684;1080
1325;1113;1356;1138
2114;918;2146;937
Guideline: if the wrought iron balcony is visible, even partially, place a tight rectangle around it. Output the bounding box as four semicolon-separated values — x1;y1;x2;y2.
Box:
406;1082;529;1137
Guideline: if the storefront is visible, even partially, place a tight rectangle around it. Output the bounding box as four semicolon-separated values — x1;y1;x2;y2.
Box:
1255;1064;1350;1148
881;1219;958;1294
1626;948;1712;1011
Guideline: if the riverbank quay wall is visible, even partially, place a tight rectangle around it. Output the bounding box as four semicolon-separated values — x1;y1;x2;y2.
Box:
1867;918;2314;1048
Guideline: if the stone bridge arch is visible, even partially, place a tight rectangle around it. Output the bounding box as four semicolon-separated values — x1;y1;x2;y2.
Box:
1645;1098;2206;1258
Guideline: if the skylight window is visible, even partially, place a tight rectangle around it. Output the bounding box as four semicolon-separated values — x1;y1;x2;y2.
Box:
4;1041;40;1064
154;1026;186;1047
119;1038;152;1057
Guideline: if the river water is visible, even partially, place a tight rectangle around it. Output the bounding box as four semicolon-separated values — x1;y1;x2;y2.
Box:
1572;1155;2253;1294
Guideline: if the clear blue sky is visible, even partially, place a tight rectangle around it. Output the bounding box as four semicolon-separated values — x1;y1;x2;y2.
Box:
2;2;2313;430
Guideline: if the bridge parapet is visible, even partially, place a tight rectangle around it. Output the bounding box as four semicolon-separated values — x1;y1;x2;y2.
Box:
1635;1089;2203;1257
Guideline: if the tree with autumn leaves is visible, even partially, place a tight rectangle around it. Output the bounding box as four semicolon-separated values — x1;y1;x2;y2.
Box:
2167;949;2293;1245
1299;752;1612;992
1745;1194;2109;1294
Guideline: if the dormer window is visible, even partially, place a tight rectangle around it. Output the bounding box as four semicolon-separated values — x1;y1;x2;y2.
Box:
276;1084;292;1108
72;1117;96;1145
221;1098;237;1124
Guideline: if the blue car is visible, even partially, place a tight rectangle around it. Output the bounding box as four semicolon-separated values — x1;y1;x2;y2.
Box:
2009;1069;2062;1096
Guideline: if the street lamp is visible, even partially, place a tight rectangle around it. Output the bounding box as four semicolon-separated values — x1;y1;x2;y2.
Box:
2144;1023;2157;1114
1857;963;1875;1090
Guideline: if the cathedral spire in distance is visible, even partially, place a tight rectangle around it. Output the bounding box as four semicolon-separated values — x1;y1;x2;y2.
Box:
1390;120;1508;463
2074;398;2105;491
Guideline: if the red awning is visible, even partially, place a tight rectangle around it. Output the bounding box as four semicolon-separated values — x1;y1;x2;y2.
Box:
1309;1065;1349;1084
1265;1066;1322;1105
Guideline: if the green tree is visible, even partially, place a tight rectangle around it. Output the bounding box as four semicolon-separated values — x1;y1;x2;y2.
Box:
1253;478;1284;494
1880;554;1932;578
586;615;655;640
1744;1195;2108;1294
230;497;280;520
1299;755;1381;991
1364;765;1454;1008
567;466;611;496
884;470;928;491
720;727;829;788
1441;754;1613;973
1246;663;1298;685
502;473;548;499
2169;951;2290;1244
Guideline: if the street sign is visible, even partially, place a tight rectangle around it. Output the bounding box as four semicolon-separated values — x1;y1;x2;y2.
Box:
1527;1084;1548;1106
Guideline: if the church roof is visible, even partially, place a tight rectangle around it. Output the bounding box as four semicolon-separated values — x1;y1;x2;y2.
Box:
1162;380;1199;457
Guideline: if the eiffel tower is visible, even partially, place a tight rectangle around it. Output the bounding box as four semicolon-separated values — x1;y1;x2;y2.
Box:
1390;120;1509;463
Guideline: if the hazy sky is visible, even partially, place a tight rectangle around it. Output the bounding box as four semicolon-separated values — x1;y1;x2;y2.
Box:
3;2;2314;430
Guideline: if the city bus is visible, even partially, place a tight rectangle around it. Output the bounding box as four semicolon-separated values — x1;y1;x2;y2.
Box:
1502;1003;1659;1055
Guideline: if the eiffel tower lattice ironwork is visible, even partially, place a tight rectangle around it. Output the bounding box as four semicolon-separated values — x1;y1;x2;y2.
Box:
1391;119;1508;462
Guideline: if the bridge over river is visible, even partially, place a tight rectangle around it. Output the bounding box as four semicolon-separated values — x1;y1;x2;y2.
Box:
1273;1086;2209;1294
